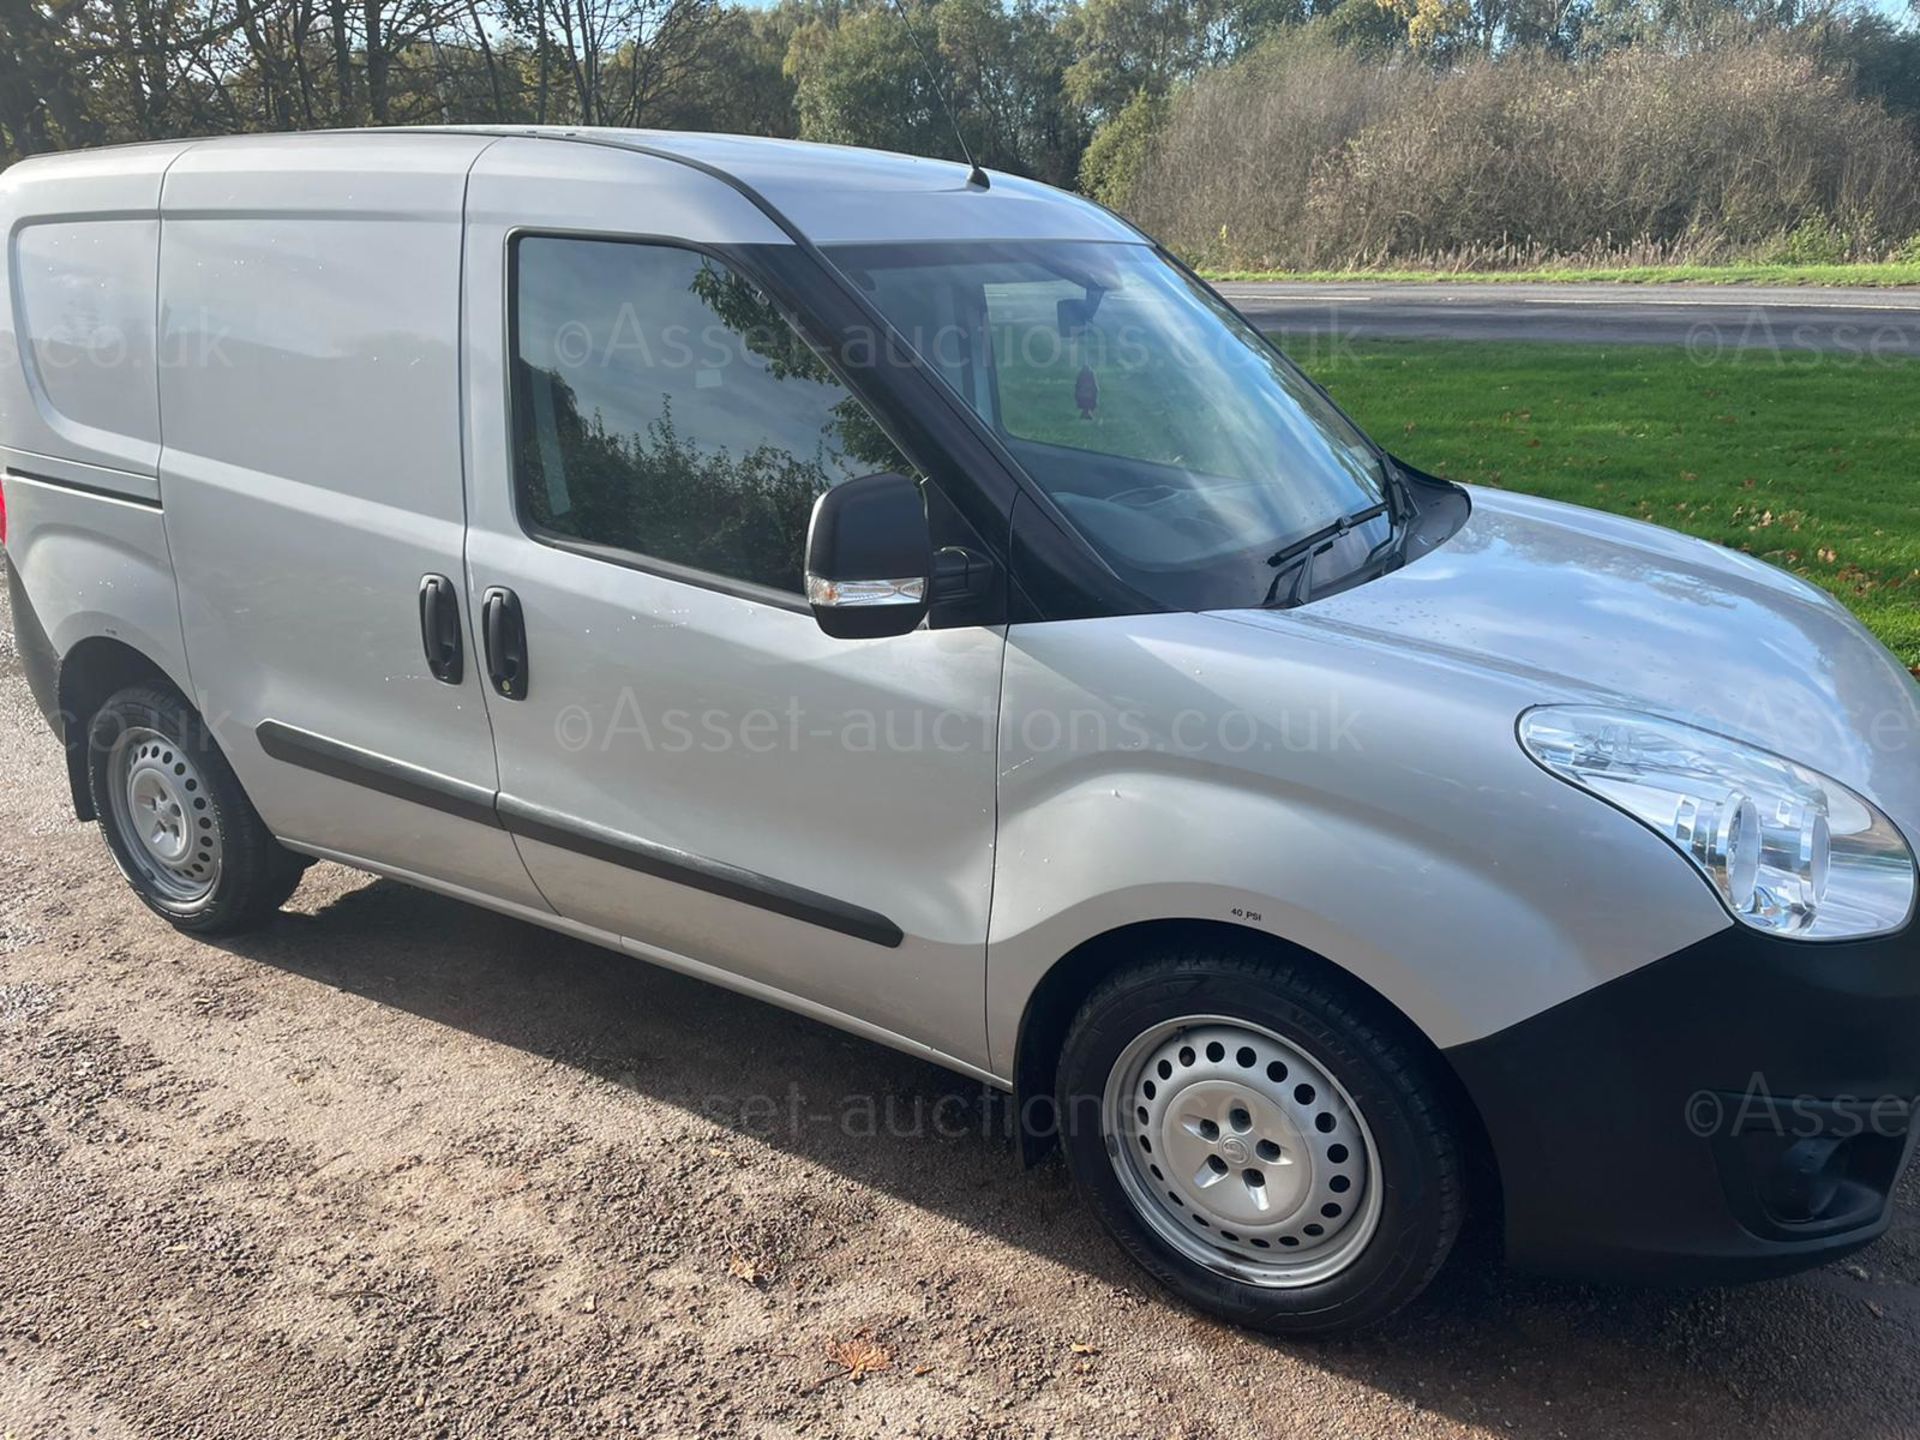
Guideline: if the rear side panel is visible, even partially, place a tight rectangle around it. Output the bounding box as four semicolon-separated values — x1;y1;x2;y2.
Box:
1;144;195;741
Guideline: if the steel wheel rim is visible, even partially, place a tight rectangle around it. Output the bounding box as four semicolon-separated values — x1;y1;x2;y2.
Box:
106;726;222;906
1101;1014;1383;1288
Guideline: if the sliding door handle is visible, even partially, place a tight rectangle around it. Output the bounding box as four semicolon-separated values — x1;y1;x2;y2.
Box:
482;586;528;700
418;574;463;685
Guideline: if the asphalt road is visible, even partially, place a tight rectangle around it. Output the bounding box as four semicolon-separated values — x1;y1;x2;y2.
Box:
3;562;1919;1438
1224;280;1920;356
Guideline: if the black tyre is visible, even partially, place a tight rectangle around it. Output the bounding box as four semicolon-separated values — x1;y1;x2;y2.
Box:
1056;946;1464;1337
87;685;307;935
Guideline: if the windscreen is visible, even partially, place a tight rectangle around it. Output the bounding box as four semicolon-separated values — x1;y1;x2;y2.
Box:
826;239;1398;610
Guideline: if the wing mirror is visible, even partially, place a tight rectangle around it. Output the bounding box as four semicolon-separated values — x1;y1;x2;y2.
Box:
805;473;932;640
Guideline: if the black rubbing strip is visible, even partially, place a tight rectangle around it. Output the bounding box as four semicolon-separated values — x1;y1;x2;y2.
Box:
5;468;162;509
249;720;902;946
496;794;905;949
254;721;503;829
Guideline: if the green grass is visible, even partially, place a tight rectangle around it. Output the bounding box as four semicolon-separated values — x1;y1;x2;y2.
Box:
997;334;1219;470
1302;341;1920;670
1204;261;1920;288
990;288;1267;473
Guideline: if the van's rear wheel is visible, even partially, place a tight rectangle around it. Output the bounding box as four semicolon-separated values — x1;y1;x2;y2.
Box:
1056;948;1464;1336
88;686;306;935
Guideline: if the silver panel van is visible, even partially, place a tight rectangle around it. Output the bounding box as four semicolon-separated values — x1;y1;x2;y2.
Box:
4;129;1917;1335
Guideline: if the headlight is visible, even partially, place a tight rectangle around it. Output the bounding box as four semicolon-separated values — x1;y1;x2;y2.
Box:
1520;706;1915;940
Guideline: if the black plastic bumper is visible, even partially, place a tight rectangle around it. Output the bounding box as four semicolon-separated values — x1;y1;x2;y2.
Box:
1446;920;1920;1283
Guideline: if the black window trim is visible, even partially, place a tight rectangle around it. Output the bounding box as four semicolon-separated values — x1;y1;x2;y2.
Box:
504;226;924;615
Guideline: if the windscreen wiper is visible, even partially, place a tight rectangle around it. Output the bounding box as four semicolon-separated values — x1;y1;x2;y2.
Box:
1260;501;1390;609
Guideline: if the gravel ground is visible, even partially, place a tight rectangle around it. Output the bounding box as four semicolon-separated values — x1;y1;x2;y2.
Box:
3;566;1918;1439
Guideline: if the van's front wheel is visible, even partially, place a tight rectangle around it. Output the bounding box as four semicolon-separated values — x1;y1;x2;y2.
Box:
88;686;307;935
1056;948;1464;1336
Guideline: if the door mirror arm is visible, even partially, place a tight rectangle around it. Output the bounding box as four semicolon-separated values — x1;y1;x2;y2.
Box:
929;546;994;607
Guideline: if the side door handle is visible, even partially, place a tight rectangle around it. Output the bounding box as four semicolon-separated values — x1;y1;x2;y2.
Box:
418;574;464;685
481;586;528;700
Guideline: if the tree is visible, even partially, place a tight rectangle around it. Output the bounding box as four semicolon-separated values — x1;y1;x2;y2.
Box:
658;1;802;133
941;0;1086;185
497;0;728;126
1816;10;1920;138
1061;0;1300;118
1078;84;1164;204
1;1;107;155
786;0;1087;185
787;4;947;157
1369;0;1481;53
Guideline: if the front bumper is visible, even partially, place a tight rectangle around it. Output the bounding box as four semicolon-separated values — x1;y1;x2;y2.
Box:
1446;920;1920;1283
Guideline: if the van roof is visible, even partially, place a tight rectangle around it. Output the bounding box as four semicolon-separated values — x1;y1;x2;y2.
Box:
456;125;1143;246
9;127;1141;248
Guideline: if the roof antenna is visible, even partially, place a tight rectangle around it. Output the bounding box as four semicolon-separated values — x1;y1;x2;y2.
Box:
885;0;990;189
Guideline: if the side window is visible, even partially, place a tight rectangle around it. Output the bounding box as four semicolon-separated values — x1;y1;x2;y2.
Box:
511;237;912;597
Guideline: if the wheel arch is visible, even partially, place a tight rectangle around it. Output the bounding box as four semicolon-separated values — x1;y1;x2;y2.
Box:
55;635;192;821
1009;917;1500;1220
